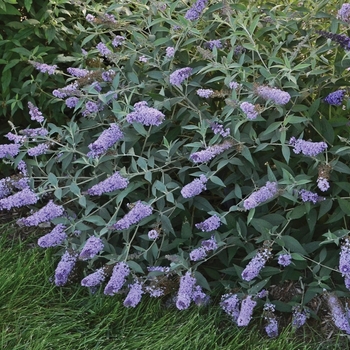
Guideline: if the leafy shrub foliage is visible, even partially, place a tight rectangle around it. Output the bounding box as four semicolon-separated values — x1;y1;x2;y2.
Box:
3;0;350;337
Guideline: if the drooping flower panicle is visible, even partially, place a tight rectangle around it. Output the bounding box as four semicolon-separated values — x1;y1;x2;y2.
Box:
241;248;271;281
124;282;144;308
237;295;257;326
184;0;209;21
38;224;67;248
240;102;258;120
189;140;233;163
176;272;196;310
126;101;165;126
79;236;104;260
181;175;207;198
86;171;129;196
243;181;278;210
169;67;193;86
54;251;78;286
255;85;291;105
104;262;130;296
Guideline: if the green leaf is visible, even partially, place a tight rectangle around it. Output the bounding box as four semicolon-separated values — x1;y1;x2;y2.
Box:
24;0;32;12
127;261;144;274
338;198;350;216
278;235;308;255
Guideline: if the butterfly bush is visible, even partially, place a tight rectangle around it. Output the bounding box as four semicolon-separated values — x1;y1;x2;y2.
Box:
3;0;350;337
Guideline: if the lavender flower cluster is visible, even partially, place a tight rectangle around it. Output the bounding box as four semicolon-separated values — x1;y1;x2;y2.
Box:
112;201;153;230
189;140;233;163
289;137;327;157
210;122;230;137
79;236;104;260
299;189;321;204
240;102;258;120
195;215;221;232
38;224;67;248
292;307;308;329
104;262;130;295
277;253;292;267
243;181;278;210
338;3;350;23
317;30;350;51
204;40;222;50
184;0;208;21
317;177;330;192
0;188;38;210
176;272;208;310
28;102;45;123
169;67;192;86
54;251;78;286
81;268;106;287
126;101;165;126
241;248;271;281
326;293;350;334
196;89;214;98
87;172;129;196
255;85;291;105
189;235;218;261
181;175;207;198
339;237;350;290
324;90;346;106
87;123;123;158
30;61;58;75
124;282;144;308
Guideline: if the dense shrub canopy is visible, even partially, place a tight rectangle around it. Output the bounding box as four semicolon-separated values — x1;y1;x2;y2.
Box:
2;0;350;337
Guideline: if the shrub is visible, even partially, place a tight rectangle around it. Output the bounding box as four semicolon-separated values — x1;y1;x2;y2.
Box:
2;0;350;337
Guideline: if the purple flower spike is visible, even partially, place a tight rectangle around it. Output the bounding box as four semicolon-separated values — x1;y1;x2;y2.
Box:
17;200;64;227
87;123;123;158
181;175;207;198
326;293;350;334
104;262;130;296
299;189;321;204
237;295;257;326
189;140;233;163
220;293;240;322
189;247;207;261
278;253;292;267
38;224;67;248
169;67;192;86
79;236;104;260
197;89;214;98
124;282;144;308
28;102;45;123
255;85;291;105
338;4;350;23
241;248;271;281
165;47;175;58
184;0;209;21
112;201;153;230
96;42;112;57
87;171;129;196
243;181;278;210
317;177;330;192
340;237;350;290
54;251;78;286
0;188;38;210
240;102;258;120
176;272;196;310
31;62;57;75
147;229;159;240
126;101;165;126
195;215;221;232
81;268;106;287
27;143;49;157
292;307;308;329
290;137;327;157
0;144;21;159
324;90;346;106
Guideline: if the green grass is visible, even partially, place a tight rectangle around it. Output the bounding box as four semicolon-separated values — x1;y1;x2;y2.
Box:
0;224;348;350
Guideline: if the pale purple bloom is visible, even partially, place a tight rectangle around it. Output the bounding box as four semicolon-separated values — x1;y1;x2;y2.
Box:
197;89;214;98
220;293;240;321
126;101;165;126
345;275;350;290
5;132;25;144
112;201;153;230
81;268;106;287
241;248;271;281
87;123;123;158
165;46;175;58
101;13;116;23
195;215;221;232
52;82;80;99
31;62;57;75
86;14;95;22
28;102;44;123
292;307;308;328
324;90;346;106
65;97;79;108
37;224;67;248
255;85;291;105
201;235;218;251
338;4;350;23
147;266;170;273
210;122;230;137
237;295;257;326
87;171;129;196
101;69;115;82
176;272;196;310
104;262;130;295
139;55;148;62
189;140;233;163
27;143;49;156
112;36;125;47
96;42;112;57
169;67;193;86
257;289;268;298
340;237;350;288
229;81;241;90
184;0;208;21
205;40;222;50
148;229;159;240
67;67;89;77
0;144;20;158
124;282;144;307
84;101;99;115
17;200;64;226
145;285;165;298
289;137;327;157
326;293;350;334
265;318;278;338
54;251;78;286
317;177;330;192
20;127;48;137
0;179;11;199
278;253;292;267
243;181;278;210
240;101;258;120
234;45;245;55
181;174;207;198
191;285;209;306
0;188;38;210
299;189;320;204
189;247;207;261
79;236;104;260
